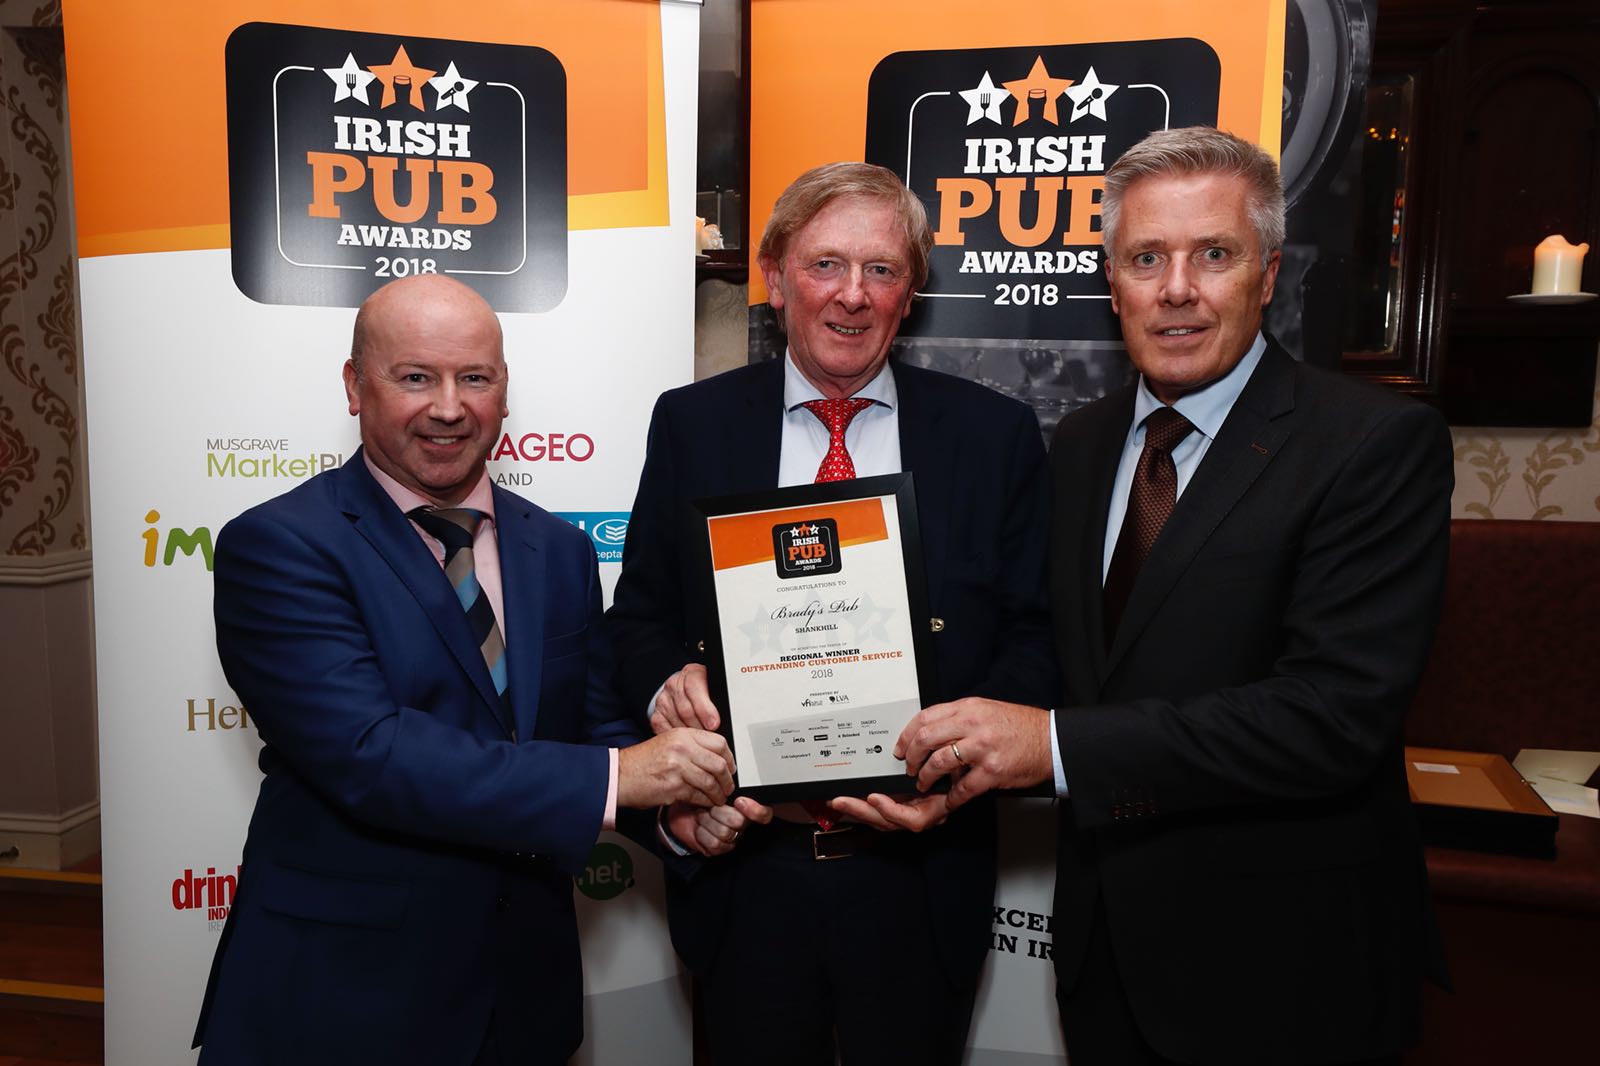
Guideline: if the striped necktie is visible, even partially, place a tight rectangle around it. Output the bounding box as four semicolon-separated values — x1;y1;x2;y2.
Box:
407;507;510;713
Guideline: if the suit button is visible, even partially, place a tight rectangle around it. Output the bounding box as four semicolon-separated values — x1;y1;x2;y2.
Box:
696;640;706;652
496;896;511;912
929;617;945;633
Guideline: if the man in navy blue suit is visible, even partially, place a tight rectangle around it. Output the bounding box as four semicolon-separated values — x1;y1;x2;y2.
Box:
606;163;1057;1065
193;275;735;1066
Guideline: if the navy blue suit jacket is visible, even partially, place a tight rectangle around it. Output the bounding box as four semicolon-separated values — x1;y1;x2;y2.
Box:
194;453;638;1065
606;357;1057;984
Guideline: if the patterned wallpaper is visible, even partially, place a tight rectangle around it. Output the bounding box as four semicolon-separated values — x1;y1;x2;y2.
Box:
1450;361;1600;521
0;1;84;559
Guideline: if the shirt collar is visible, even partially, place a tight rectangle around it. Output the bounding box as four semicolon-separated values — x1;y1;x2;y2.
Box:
363;449;497;524
782;349;898;412
1131;331;1267;441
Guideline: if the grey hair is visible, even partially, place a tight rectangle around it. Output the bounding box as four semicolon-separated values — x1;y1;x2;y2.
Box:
1101;126;1285;271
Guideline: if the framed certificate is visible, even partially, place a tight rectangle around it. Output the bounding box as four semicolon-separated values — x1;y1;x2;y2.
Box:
693;474;937;802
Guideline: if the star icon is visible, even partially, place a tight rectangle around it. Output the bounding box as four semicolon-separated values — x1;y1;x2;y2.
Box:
367;45;437;111
1002;56;1075;127
429;61;480;113
324;53;377;105
738;604;776;656
957;71;1005;125
1065;67;1120;121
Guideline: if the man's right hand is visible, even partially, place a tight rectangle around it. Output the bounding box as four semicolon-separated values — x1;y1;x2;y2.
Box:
617;727;735;808
651;663;721;733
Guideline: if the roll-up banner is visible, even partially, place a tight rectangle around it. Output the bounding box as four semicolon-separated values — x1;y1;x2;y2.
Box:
62;2;700;1062
750;3;1291;1061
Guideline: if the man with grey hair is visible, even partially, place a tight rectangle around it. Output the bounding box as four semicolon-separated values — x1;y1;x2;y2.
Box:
892;127;1450;1064
607;161;1055;1064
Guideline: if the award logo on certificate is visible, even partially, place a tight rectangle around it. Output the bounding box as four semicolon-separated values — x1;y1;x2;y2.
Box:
694;474;936;801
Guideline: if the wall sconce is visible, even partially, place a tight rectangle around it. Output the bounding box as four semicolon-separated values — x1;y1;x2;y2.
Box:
1509;235;1594;305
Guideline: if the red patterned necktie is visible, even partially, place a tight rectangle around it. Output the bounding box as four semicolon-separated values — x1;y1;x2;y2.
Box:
798;396;874;832
802;397;875;482
1102;406;1195;640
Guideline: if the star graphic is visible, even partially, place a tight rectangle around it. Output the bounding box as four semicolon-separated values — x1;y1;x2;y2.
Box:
1065;67;1120;121
845;594;895;645
324;53;377;105
737;604;776;656
1002;56;1075;127
956;71;1005;125
367;45;437;111
429;61;480;113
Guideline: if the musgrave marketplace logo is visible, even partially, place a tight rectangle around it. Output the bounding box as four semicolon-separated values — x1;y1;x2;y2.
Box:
863;39;1221;341
226;23;567;312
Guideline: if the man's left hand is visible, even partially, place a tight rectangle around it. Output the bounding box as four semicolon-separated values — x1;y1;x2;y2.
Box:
828;792;951;832
897;698;1052;809
663;796;774;856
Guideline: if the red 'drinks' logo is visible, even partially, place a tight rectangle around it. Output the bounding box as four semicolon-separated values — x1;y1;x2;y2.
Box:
773;518;842;579
225;22;567;311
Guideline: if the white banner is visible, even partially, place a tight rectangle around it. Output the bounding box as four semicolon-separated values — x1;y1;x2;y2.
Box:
66;2;701;1062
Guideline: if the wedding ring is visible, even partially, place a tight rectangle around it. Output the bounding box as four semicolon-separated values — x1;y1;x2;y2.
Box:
951;742;967;767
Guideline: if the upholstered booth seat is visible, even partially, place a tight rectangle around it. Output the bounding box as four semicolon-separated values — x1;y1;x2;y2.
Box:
1404;520;1600;1063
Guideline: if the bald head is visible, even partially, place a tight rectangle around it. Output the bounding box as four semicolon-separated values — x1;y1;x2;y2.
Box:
349;274;503;380
342;275;509;507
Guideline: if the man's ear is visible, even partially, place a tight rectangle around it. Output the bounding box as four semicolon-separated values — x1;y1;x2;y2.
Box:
758;256;786;312
343;359;361;416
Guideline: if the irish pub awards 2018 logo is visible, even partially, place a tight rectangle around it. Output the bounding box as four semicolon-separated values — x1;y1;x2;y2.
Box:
226;23;567;312
864;39;1221;342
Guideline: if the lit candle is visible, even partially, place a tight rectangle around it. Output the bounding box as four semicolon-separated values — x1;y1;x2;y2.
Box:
1531;235;1589;295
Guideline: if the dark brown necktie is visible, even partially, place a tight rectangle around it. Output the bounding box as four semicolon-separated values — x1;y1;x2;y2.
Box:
1102;406;1195;640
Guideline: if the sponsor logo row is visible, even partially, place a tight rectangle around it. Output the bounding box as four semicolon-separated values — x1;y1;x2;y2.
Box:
143;508;626;572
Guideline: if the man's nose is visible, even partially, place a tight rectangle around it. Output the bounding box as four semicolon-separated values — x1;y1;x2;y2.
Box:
835;266;870;310
429;381;465;420
1158;258;1198;306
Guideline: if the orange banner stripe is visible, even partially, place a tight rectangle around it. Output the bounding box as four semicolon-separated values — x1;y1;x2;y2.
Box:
62;0;666;256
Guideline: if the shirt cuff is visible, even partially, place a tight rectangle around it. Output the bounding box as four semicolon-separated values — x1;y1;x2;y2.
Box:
1050;712;1070;798
602;748;619;831
646;681;667;722
656;806;693;857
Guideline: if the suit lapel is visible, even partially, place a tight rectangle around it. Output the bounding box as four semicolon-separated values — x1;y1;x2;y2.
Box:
1081;389;1136;686
337;454;515;739
726;359;785;490
494;487;545;742
1104;344;1298;674
893;365;952;613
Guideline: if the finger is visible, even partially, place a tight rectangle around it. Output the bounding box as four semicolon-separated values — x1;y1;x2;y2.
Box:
732;796;774;824
683;666;721;731
701;804;745;832
946;769;994;811
828;795;894;830
894;703;953;760
915;745;964;793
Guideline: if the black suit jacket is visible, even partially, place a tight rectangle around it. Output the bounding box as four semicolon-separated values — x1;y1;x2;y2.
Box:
606;357;1057;983
1048;341;1451;1064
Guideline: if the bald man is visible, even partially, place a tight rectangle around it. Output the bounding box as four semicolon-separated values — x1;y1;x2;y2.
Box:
193;276;734;1066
